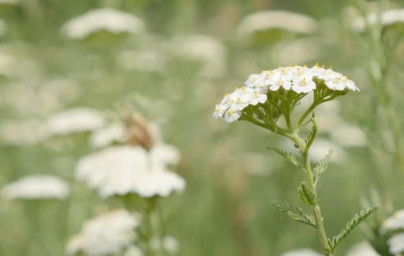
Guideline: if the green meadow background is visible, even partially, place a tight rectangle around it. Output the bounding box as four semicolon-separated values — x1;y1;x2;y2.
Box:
0;0;403;255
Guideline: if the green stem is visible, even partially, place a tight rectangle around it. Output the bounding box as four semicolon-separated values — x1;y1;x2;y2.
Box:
298;101;319;127
154;201;166;256
292;134;333;255
304;152;332;255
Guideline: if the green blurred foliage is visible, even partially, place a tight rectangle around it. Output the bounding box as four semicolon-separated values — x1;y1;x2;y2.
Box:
0;0;404;255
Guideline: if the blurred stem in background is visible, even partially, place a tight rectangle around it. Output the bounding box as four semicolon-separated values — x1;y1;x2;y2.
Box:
356;0;404;180
138;197;168;256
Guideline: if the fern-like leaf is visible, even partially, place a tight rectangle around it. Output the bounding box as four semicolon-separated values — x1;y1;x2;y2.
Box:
271;200;316;228
267;146;301;167
297;182;317;206
313;150;333;186
304;115;317;149
329;205;379;250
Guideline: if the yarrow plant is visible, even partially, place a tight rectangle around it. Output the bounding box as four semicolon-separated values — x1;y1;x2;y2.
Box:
213;64;378;255
68;112;184;256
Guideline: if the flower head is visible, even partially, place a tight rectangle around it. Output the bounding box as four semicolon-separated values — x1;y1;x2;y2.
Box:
169;35;227;78
75;145;185;198
213;65;359;124
352;8;404;32
46;108;105;136
346;241;380;256
1;175;69;200
280;248;321;256
150;236;179;254
388;233;404;255
237;10;317;38
90;124;126;149
66;209;139;256
381;209;404;232
60;9;145;40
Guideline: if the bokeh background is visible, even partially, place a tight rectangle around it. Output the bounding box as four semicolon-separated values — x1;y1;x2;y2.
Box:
0;0;404;255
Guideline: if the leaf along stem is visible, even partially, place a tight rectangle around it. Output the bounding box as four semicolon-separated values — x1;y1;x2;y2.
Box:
292;132;333;255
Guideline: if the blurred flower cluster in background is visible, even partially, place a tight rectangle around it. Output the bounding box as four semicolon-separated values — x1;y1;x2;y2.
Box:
0;0;404;255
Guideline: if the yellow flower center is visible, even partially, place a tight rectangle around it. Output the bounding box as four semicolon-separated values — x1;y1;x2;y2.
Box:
301;77;307;86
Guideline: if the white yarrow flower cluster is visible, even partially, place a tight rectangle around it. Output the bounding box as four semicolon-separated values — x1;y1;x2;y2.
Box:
279;248;321;256
150;236;180;254
0;119;48;146
352;8;404;32
237;10;317;38
124;246;144;256
213;65;359;123
388;233;404;255
0;0;18;5
380;209;404;255
346;241;380;256
1;175;69;200
46;108;106;136
117;49;166;73
66;209;139;256
0;19;6;37
169;35;227;78
61;9;145;40
76;144;185;198
381;209;404;232
90;124;126;149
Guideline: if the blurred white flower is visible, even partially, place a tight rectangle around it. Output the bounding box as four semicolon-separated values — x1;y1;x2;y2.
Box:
346;241;380;256
124;246;144;256
381;209;404;232
150;236;179;254
149;143;181;168
279;248;321;256
237;11;317;38
271;38;320;66
1;175;69;200
388;233;404;255
76;145;185;198
90;124;126;149
61;9;145;40
352;8;404;32
117;50;166;73
331;124;367;147
1;83;63;115
309;139;345;163
0;51;16;77
66;209;139;256
0;119;48;146
242;153;272;176
313;101;343;133
46;108;106;136
42;79;80;103
169;35;227;78
0;19;6;36
0;0;18;4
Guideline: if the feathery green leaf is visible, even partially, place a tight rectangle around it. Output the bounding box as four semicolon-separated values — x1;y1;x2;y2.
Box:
267;146;302;167
313;150;333;186
271;200;316;228
329;205;379;250
297;182;317;205
304;114;317;149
